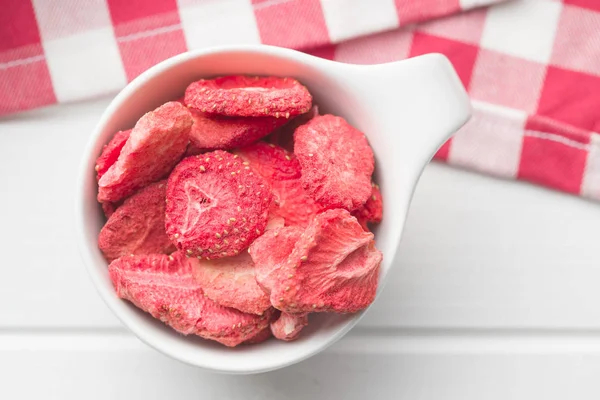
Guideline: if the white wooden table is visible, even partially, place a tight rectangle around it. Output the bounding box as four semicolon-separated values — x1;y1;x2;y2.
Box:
2;98;600;399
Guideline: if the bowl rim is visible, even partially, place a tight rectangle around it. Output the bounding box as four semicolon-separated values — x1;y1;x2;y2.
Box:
74;45;378;374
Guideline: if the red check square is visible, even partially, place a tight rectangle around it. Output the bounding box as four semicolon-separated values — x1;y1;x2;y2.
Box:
537;66;600;132
518;131;589;195
409;32;480;89
107;0;179;25
0;0;41;51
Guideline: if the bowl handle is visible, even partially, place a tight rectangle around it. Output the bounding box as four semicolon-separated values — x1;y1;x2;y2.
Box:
336;53;471;179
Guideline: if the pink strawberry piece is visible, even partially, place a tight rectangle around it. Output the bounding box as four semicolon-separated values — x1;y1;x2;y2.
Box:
188;108;289;150
294;114;374;212
98;101;193;203
95;129;131;181
249;226;303;295
98;181;175;261
271;312;308;341
269;209;382;314
109;252;271;347
268;105;319;152
237;142;321;228
196;291;273;347
165;150;272;259
352;183;383;231
184;76;312;118
237;142;300;181
272;179;323;227
191;252;271;315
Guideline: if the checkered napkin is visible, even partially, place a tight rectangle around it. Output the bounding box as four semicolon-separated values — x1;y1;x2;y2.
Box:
2;0;599;201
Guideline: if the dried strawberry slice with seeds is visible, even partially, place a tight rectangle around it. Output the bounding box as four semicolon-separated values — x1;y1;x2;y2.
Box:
249;226;304;295
236;142;300;182
184;76;312;118
188;108;289;151
352;183;383;231
196;290;273;347
271;312;308;341
237;143;321;228
165;150;272;260
268;209;382;314
98;101;192;203
98;181;175;262
294;115;374;212
191;252;271;315
109;252;271;347
272;179;323;228
109;252;201;335
95;129;131;181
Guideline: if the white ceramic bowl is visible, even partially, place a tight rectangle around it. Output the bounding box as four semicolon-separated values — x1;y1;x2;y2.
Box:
76;45;470;374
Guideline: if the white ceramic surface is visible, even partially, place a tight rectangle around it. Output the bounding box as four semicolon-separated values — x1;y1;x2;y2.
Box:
75;45;470;374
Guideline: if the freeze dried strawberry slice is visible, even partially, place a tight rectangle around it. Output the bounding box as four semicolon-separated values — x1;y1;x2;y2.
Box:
269;209;382;314
271;312;308;341
249;226;303;295
98;181;175;261
95;129;131;181
184;76;312;118
352;183;383;231
98;102;192;203
268;105;319;152
191;252;270;315
165;150;272;259
272;179;322;228
188;108;288;150
196;291;273;347
236;142;300;181
109;253;201;334
237;143;321;227
294;115;374;212
109;252;270;346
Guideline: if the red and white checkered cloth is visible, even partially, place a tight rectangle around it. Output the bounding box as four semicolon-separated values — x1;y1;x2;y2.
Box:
2;0;599;201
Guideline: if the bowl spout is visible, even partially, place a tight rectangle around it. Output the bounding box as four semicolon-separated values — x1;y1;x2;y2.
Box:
324;53;471;222
335;53;471;180
347;54;471;171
